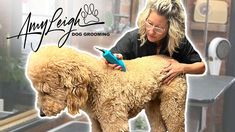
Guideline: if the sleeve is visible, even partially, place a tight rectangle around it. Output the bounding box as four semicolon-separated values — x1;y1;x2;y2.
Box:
176;37;202;64
110;32;133;60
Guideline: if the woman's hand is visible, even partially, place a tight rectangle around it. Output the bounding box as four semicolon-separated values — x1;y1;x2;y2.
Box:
161;60;205;84
161;59;185;84
102;53;123;70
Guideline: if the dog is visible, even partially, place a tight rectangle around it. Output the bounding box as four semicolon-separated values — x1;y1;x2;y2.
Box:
26;45;187;132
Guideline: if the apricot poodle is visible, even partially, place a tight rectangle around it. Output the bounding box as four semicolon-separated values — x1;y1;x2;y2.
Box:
26;46;187;132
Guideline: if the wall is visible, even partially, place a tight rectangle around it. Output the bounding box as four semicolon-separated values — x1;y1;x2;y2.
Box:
224;0;235;131
0;0;22;57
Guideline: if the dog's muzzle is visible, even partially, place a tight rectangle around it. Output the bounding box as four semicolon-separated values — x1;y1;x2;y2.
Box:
40;109;46;117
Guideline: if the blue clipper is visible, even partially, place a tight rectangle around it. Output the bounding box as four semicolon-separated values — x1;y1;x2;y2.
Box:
95;47;126;72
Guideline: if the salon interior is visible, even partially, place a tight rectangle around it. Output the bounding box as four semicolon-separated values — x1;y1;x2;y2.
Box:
0;0;235;131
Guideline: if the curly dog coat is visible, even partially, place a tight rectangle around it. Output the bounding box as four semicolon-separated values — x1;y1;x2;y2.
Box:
27;46;187;132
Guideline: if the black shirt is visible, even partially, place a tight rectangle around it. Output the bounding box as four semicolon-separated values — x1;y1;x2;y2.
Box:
110;29;202;64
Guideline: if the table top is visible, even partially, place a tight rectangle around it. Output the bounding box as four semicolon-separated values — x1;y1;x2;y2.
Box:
187;75;235;105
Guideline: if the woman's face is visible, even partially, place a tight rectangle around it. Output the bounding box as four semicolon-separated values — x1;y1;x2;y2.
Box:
145;10;169;43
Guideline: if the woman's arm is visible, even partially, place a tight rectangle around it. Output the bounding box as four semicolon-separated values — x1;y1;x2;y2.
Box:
102;30;134;70
110;31;134;60
182;61;205;74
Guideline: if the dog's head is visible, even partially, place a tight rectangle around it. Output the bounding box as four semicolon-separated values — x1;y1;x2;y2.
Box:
26;46;91;117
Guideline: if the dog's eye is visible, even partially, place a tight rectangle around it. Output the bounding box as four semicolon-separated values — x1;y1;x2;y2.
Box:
39;83;51;94
39;90;50;96
39;91;46;95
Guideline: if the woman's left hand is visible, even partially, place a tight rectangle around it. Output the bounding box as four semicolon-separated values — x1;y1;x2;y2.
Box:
161;59;185;84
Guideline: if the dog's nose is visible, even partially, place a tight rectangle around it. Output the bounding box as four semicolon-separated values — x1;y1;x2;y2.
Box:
40;109;46;117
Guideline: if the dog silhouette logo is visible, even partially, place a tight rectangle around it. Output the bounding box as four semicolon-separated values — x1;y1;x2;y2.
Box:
81;3;100;24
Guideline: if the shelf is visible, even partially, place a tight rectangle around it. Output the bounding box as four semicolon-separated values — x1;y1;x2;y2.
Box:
190;21;228;32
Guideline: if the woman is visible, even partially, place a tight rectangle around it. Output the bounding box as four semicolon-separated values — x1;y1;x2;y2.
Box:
104;0;205;131
106;0;205;84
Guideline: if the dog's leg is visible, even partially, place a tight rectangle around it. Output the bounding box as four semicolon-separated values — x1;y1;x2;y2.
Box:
90;118;102;132
160;78;187;132
98;108;129;132
100;118;129;132
145;98;166;132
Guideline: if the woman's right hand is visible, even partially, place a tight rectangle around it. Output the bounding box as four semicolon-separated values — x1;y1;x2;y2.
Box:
102;53;123;70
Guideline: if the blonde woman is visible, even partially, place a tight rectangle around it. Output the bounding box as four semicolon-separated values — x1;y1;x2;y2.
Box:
105;0;205;131
108;0;205;83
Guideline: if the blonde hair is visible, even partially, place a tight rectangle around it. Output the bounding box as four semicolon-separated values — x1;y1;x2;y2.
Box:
137;0;185;56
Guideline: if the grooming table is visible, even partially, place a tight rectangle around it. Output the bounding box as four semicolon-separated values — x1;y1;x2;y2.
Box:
187;75;235;132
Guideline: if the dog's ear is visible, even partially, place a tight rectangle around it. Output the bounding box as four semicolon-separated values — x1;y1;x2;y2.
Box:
63;66;91;116
66;84;88;115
